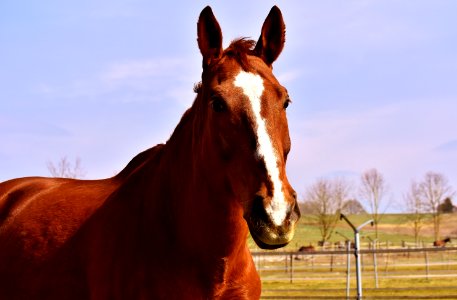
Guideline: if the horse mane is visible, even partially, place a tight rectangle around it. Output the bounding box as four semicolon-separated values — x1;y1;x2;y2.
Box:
224;38;257;72
115;144;165;180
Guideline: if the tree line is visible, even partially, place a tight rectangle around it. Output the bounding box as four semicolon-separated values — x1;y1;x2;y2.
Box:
302;168;456;244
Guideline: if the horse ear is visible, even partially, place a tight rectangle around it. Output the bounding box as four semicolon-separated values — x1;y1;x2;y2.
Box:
197;6;223;68
254;6;285;66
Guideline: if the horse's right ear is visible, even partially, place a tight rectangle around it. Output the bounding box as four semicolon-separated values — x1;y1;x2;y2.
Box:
197;6;223;68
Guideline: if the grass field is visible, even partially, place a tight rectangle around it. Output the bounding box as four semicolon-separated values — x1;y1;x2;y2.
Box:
261;278;457;299
250;212;457;299
257;249;457;299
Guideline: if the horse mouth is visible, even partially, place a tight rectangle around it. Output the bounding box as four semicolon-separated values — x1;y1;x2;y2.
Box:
245;194;299;250
246;216;295;250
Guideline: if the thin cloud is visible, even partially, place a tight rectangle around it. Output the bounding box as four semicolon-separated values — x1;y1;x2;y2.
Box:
35;57;196;104
0;116;70;137
100;58;186;82
435;139;457;152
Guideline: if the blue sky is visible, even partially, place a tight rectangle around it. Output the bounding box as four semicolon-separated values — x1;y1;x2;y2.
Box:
1;1;456;211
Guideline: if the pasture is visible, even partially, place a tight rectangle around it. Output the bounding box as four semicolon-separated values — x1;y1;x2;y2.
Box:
251;213;457;299
261;278;457;299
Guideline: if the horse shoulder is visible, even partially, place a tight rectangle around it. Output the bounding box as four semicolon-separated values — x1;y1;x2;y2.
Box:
0;176;118;264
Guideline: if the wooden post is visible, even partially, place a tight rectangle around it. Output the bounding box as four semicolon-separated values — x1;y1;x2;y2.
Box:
330;253;334;272
424;250;429;280
285;254;289;273
373;242;379;288
384;242;390;275
289;253;294;283
346;240;351;300
311;254;314;271
259;254;262;271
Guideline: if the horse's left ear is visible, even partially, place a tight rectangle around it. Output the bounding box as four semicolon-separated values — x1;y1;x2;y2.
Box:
197;6;223;68
254;6;286;67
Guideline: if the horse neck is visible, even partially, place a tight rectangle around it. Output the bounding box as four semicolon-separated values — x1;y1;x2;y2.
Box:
156;99;250;261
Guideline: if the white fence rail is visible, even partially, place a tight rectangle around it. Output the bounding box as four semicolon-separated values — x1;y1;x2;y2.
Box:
253;247;457;299
252;247;457;283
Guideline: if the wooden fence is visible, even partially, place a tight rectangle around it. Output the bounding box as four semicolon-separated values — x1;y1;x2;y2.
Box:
253;246;457;282
252;247;457;299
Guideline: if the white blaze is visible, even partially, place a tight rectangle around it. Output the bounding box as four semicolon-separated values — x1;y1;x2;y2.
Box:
234;71;287;226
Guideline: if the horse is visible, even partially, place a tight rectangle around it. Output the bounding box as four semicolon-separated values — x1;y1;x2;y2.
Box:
0;6;300;300
298;245;315;253
295;245;315;261
433;237;451;247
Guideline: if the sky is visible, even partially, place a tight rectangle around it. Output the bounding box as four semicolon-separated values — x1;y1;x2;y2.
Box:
1;1;456;212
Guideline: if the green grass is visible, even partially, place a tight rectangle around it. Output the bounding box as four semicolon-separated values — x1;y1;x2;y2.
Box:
261;277;457;299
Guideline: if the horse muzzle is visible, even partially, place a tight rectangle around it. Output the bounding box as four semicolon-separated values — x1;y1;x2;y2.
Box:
246;194;300;250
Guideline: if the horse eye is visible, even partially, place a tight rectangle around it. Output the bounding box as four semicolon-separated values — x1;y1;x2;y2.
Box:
283;98;291;110
211;97;227;113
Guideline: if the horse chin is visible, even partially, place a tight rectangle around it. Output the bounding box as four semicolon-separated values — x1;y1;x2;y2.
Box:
250;230;290;250
247;218;295;250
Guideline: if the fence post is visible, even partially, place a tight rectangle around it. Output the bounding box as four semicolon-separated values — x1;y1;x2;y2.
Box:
311;254;314;271
285;254;289;273
372;241;379;288
424;249;429;280
355;231;363;299
346;240;351;300
384;242;390;276
340;214;373;300
330;253;334;272
289;253;294;283
258;255;262;275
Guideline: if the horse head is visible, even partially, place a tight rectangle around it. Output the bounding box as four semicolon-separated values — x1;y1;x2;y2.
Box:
195;6;300;250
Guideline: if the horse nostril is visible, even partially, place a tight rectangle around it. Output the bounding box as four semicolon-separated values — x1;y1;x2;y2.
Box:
292;199;301;220
291;191;297;201
287;192;300;221
251;195;268;220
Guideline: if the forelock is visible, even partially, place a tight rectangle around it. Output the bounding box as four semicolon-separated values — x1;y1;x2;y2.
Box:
224;38;256;72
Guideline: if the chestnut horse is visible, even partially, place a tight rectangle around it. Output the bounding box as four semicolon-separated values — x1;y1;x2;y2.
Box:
433;237;451;247
0;6;300;300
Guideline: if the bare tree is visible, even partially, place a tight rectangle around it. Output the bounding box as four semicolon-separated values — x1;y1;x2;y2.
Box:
418;172;455;241
404;180;426;245
47;156;86;179
305;178;350;243
360;168;387;239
